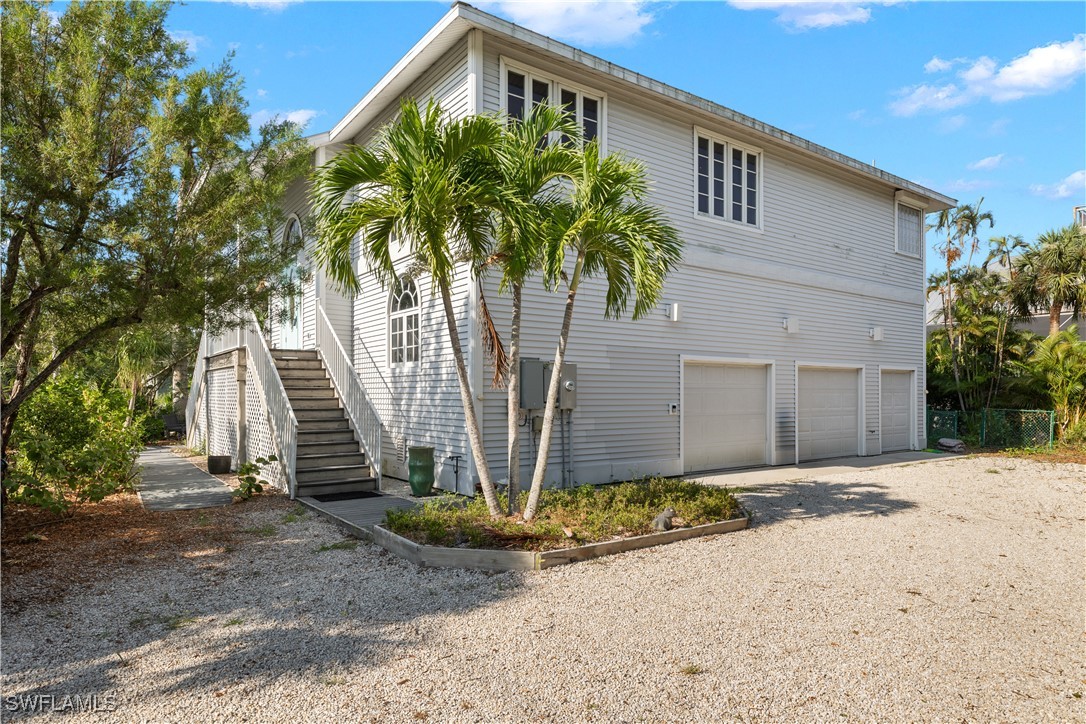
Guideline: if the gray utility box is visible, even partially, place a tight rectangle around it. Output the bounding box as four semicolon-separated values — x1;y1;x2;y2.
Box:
519;359;577;410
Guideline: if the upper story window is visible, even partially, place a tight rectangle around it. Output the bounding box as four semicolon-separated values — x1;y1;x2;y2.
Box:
695;131;761;229
503;61;604;147
389;276;419;365
896;202;923;258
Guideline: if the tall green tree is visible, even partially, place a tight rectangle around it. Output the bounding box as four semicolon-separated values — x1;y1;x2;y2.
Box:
1;1;310;454
1023;328;1086;437
1011;224;1086;338
931;199;996;410
481;103;579;515
522;142;682;521
310;98;508;517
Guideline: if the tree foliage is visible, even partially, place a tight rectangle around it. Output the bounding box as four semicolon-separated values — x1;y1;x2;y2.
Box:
1;1;310;456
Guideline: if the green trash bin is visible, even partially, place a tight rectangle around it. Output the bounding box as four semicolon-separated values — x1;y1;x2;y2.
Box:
407;446;435;497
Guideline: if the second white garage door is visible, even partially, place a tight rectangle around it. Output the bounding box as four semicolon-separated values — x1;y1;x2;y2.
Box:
683;363;768;472
798;368;860;461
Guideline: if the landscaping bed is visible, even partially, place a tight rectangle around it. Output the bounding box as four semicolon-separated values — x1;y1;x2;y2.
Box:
384;477;745;552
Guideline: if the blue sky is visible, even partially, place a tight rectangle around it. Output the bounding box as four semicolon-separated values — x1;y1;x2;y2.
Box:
167;1;1085;276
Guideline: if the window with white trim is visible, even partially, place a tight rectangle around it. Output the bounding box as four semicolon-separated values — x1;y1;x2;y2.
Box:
695;132;760;228
896;202;923;257
504;65;602;145
389;276;419;365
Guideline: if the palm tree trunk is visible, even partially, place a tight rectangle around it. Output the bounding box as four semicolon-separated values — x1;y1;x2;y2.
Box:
1049;301;1063;338
524;253;584;522
438;280;501;517
506;282;522;515
125;376;140;428
945;252;966;411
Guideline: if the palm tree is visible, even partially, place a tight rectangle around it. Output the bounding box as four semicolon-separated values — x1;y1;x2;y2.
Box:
1026;327;1086;436
1011;224;1086;338
932;199;995;410
522;141;682;522
310;98;506;517
481;103;579;515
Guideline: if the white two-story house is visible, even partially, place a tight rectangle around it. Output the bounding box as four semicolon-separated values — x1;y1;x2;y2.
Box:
187;2;955;499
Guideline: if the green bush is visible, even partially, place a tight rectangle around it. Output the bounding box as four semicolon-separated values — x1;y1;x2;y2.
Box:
5;375;144;512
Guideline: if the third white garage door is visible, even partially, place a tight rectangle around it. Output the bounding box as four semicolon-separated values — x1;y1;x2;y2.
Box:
798;367;860;461
683;363;768;473
880;371;913;452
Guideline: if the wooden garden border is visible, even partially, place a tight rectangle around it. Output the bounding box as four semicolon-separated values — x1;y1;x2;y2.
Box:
371;515;750;571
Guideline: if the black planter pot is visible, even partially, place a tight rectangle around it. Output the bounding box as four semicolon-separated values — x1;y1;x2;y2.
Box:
207;455;232;474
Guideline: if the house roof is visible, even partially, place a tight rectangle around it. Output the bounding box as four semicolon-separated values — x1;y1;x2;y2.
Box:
322;2;956;211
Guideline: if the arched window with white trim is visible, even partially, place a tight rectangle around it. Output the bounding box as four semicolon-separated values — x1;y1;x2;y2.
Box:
389;276;419;365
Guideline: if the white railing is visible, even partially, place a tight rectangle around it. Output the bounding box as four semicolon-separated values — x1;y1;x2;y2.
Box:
242;312;299;496
316;305;383;489
354;329;407;443
185;331;208;449
1075;205;1086;229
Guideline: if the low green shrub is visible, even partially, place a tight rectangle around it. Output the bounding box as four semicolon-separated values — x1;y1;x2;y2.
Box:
5;374;143;512
385;477;744;552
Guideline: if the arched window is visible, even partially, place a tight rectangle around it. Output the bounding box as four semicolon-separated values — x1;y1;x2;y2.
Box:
389;276;419;364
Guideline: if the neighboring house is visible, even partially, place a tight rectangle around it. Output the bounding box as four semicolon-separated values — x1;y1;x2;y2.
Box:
186;2;955;499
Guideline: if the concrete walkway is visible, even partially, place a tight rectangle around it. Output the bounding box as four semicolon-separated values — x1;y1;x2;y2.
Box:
692;450;951;488
137;446;234;511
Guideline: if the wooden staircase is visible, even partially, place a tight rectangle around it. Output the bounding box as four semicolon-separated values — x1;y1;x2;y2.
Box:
271;349;377;497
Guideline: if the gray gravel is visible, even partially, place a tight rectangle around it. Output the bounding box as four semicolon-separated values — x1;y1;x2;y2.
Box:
2;455;1083;722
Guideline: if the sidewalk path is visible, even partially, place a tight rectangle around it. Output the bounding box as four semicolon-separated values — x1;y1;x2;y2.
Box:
137;446;234;511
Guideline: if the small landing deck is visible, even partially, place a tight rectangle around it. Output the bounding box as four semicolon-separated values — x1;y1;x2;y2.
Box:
299;491;418;538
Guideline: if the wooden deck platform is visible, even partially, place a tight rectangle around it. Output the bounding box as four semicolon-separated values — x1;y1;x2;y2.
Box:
298;492;418;538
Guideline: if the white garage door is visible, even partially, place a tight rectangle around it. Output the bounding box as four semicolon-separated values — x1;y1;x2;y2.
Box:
798;368;860;461
881;371;912;452
684;363;768;472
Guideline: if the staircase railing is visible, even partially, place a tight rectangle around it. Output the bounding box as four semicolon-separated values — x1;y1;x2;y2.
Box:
185;331;208;449
316;305;383;489
242;312;299;496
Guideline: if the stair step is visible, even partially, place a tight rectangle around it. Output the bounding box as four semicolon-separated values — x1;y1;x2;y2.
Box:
296;452;367;470
272;349;319;360
298;430;356;443
296;478;377;497
282;378;332;390
296;464;373;483
283;387;336;400
298;441;362;455
291;398;342;411
273;359;324;371
294;409;348;422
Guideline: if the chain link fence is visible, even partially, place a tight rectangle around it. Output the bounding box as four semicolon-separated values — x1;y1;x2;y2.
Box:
926;408;1055;449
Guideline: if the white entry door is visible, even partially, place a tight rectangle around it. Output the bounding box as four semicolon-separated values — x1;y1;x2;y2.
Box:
278;261;302;349
798;367;860;461
683;362;769;472
881;371;913;452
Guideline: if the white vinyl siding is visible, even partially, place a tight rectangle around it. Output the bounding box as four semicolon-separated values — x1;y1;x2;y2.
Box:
896;202;922;257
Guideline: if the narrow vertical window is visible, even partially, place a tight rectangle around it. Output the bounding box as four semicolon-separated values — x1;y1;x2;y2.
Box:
896;203;922;257
745;152;758;225
731;148;744;223
697;137;710;215
582;96;599;142
389;277;419;365
560;89;577;145
695;132;761;228
507;71;526;121
712;142;726;218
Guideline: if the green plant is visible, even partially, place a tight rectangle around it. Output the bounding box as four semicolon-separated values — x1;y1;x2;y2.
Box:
243;524;277;538
232;455;277;500
282;505;307;523
315;539;358;553
679;664;704;676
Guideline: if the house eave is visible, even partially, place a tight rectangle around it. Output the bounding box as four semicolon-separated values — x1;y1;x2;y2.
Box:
323;2;956;211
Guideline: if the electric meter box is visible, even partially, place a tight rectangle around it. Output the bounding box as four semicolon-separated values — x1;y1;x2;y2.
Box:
519;359;577;410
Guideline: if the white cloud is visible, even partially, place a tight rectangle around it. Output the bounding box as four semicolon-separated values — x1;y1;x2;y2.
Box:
967;153;1004;171
220;0;302;11
937;114;967;133
170;30;208;53
727;1;900;31
256;89;268;98
986;118;1010;136
1030;170;1085;200
891;34;1086;115
477;1;656;45
924;56;953;73
944;178;994;193
250;108;320;130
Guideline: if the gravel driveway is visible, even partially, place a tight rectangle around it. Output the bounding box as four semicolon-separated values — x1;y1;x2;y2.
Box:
2;455;1083;722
